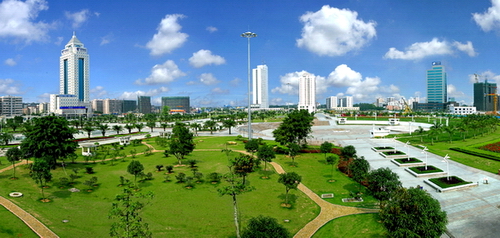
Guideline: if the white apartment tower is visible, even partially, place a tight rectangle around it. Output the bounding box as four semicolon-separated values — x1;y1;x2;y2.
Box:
252;65;269;108
60;32;89;103
298;72;316;113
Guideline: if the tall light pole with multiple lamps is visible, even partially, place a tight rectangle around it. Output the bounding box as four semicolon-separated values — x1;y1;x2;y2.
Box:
241;31;257;140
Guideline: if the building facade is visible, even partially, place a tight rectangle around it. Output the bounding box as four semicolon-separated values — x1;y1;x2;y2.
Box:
326;96;338;109
103;99;123;114
298;72;316;113
161;96;190;113
252;65;269;108
60;33;89;103
122;100;137;113
474;80;499;112
426;61;447;103
137;96;151;114
0;96;23;117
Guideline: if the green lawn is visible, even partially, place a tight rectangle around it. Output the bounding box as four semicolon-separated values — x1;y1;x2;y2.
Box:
312;213;387;238
0;206;38;238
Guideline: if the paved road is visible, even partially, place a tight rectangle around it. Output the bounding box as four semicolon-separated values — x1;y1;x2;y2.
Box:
255;113;500;238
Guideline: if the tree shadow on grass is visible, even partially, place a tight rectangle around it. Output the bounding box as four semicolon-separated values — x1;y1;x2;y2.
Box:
277;193;298;208
284;161;298;167
139;181;153;188
0;174;10;179
52;190;72;199
258;169;275;178
317;159;327;164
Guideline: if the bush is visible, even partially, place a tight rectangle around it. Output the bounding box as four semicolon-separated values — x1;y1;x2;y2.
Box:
85;167;94;174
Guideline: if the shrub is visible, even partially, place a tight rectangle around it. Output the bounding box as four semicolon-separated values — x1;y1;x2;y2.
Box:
85;167;94;174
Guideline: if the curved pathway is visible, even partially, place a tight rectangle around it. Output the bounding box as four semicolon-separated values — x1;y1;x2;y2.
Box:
0;161;59;238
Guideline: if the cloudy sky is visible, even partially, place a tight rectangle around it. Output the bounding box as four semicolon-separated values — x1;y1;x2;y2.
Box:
1;0;500;107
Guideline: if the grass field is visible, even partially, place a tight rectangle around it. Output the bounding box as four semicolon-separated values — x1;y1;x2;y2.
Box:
312;213;387;238
0;136;386;237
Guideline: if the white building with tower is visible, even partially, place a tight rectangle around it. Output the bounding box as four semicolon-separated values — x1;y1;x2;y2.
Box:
50;33;91;116
252;64;269;109
298;72;316;113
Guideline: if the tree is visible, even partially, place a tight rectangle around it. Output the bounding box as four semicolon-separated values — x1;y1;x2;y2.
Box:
190;123;200;136
241;215;290;238
30;158;52;199
124;124;134;134
204;120;217;134
127;160;144;186
325;155;339;177
112;125;123;135
98;123;110;137
287;143;301;166
320;141;333;160
134;123;145;133
109;188;154;238
6;147;22;179
21;116;78;169
222;119;237;134
169;123;195;165
341;145;357;159
367;167;402;201
257;143;275;172
244;139;259;157
348;156;370;183
146;121;156;133
272;109;314;146
83;125;94;138
0;132;14;145
380;187;447;238
232;154;255;184
278;172;302;205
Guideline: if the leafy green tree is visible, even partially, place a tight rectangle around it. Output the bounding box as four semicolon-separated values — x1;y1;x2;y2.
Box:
341;145;357;159
134;123;145;133
146;121;156;133
244;139;259;157
21;116;78;169
257;143;275;172
367;167;402;201
232;154;255;184
127;160;144;186
223;119;237;134
241;215;290;238
320;141;333;160
6;147;22;179
30;158;52;199
98;123;110;137
169;123;195;165
325;155;339;177
348;156;370;183
278;172;302;205
287;143;301;166
83;125;94;138
109;188;154;238
204;120;217;134
272;109;314;146
124;124;134;134
0;132;14;145
112;125;123;135
380;187;447;238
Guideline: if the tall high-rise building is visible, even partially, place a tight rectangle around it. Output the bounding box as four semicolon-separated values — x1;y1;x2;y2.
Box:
137;96;151;114
298;72;316;113
162;96;190;113
122;100;137;113
60;32;89;103
0;96;23;116
252;65;268;108
426;61;447;103
338;96;353;107
326;96;338;109
474;80;499;111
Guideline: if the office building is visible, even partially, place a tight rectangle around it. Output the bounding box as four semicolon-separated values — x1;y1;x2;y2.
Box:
161;96;190;113
474;80;499;112
326;96;338;109
60;32;89;103
252;65;269;108
91;99;103;113
137;96;151;114
427;61;447;103
0;96;23;116
103;99;123;114
122;100;137;113
338;96;353;107
298;72;316;113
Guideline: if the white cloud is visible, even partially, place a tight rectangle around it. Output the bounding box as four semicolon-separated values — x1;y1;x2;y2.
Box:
65;9;90;29
230;77;241;86
211;87;229;94
469;71;500;84
447;84;466;98
296;5;376;56
4;58;16;66
37;92;50;103
135;60;186;85
54;36;63;45
100;33;114;46
0;0;51;43
0;78;21;94
146;14;188;56
326;64;363;87
271;71;328;95
199;73;220;85
384;38;477;60
473;0;500;32
453;41;478;57
206;26;217;33
189;49;226;68
119;87;169;100
90;86;108;98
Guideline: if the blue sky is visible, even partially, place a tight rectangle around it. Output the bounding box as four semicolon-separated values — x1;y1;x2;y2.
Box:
1;0;500;107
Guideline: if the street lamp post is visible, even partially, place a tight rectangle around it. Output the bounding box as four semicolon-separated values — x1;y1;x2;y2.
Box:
405;141;410;161
442;154;450;181
422;146;428;170
241;31;257;140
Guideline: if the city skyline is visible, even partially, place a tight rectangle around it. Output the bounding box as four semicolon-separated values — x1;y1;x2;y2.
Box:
2;1;500;107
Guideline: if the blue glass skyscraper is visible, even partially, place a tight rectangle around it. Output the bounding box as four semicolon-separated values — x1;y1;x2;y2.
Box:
426;61;447;103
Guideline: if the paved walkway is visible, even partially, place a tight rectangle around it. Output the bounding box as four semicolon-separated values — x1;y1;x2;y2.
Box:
268;161;378;238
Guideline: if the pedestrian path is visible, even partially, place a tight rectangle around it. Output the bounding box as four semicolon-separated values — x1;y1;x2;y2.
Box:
268;162;378;238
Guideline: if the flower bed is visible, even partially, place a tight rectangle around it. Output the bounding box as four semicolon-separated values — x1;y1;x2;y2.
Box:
479;141;500;153
405;165;447;178
379;150;407;159
425;176;476;192
391;158;425;167
371;146;395;152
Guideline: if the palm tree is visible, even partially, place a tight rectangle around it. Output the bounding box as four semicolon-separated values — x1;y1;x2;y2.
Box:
416;126;425;142
135;123;145;133
98;123;110;137
443;125;455;143
124;124;134;134
190;123;200;136
82;125;94;139
146;121;156;133
222;119;237;135
204;120;217;135
112;125;123;135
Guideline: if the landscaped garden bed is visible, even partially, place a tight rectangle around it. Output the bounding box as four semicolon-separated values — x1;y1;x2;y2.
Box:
371;146;395;152
405;165;447;177
379;150;407;159
391;157;425;167
425;176;476;192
